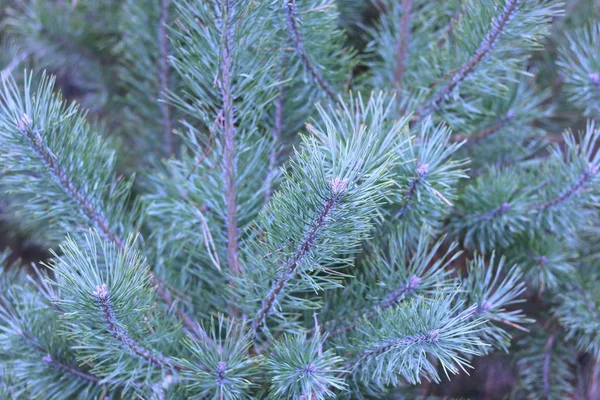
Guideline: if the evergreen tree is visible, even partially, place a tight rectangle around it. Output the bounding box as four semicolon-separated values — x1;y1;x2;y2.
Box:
1;0;599;399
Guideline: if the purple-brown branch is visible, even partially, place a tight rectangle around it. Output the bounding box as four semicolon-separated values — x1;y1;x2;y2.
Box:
265;55;288;204
321;275;422;337
413;0;521;122
252;178;348;336
14;327;103;385
42;354;102;384
92;283;182;371
158;0;174;155
542;333;556;398
395;162;429;218
220;0;241;275
16;118;202;341
533;164;599;211
286;0;338;103
393;0;412;89
452;109;515;143
341;329;440;375
475;202;511;222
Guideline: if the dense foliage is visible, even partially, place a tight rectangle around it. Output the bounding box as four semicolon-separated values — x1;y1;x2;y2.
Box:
1;0;599;399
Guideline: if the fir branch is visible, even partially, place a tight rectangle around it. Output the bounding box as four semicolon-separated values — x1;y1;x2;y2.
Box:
392;0;412;88
252;178;348;336
15;118;201;339
158;0;173;155
414;0;521;122
221;0;241;275
286;0;338;103
41;354;102;384
532;164;599;211
92;283;181;371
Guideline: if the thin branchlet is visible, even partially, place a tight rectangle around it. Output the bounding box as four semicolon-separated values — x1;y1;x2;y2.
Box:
396;162;429;218
265;55;288;204
42;354;102;384
220;0;241;275
393;0;412;88
542;333;556;398
532;164;599;211
342;329;440;373
16;117;124;248
414;0;521;122
11;326;103;386
92;283;182;371
286;0;338;103
452;109;515;143
15;117;202;340
252;178;348;336
475;202;511;222
158;0;173;155
325;275;422;337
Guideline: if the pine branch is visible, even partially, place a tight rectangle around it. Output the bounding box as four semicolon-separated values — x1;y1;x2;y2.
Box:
221;0;240;275
451;109;515;143
533;164;599;211
12;321;104;387
395;161;429;218
158;0;173;155
475;202;512;222
414;0;521;122
14;116;201;341
265;55;287;204
41;354;102;384
252;178;347;336
342;329;441;374
286;0;338;103
91;283;181;371
542;333;556;398
392;0;412;88
16;118;124;249
325;275;423;337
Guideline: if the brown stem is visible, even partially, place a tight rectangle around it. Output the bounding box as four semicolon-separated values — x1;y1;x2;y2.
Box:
312;275;422;338
16;328;103;385
395;161;429;218
286;0;338;103
341;329;440;376
92;283;182;371
220;0;241;275
42;354;102;384
393;0;412;89
532;164;599;211
451;109;515;143
265;55;288;204
17;119;202;341
252;179;347;336
542;333;556;398
413;0;521;122
158;0;174;155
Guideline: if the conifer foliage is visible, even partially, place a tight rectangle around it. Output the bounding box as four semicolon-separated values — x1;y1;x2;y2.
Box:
1;0;599;399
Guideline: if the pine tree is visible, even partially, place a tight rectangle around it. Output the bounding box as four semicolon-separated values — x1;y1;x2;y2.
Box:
1;0;600;399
